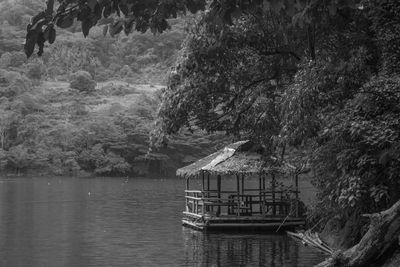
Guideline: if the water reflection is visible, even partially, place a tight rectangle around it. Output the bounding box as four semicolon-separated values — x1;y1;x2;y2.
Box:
182;228;324;267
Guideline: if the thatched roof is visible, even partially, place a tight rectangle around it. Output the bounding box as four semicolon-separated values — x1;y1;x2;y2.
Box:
176;140;295;178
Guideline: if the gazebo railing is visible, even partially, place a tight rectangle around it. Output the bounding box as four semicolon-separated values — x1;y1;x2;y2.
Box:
184;189;300;218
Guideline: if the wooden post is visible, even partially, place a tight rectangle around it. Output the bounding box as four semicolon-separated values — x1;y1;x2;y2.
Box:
295;173;299;217
202;171;205;191
201;171;205;215
207;173;211;213
185;177;189;212
217;175;221;216
262;175;266;215
207;173;210;197
241;174;245;195
259;174;262;214
262;175;266;191
241;174;245;216
195;175;198;214
236;174;240;216
272;173;276;216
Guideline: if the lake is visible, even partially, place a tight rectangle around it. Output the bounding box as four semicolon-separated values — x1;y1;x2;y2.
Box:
0;177;325;266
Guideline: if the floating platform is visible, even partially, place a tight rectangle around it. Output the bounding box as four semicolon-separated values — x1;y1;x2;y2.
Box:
182;212;305;231
176;141;308;232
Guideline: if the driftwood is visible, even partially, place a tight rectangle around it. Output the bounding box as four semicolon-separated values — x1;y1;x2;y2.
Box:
316;200;400;267
287;230;334;255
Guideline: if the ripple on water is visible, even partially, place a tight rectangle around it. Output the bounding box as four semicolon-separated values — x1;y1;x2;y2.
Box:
0;177;325;267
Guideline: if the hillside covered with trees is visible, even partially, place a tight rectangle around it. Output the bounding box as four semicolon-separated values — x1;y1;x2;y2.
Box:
0;0;225;177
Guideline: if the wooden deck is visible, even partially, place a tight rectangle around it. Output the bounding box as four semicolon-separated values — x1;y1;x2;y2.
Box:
182;188;305;231
182;211;305;231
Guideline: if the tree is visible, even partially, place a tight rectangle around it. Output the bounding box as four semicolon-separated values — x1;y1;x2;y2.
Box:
153;9;304;152
0;110;15;150
22;0;400;264
153;0;400;261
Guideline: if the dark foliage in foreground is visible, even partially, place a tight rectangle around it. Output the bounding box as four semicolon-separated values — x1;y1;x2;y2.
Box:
155;0;400;244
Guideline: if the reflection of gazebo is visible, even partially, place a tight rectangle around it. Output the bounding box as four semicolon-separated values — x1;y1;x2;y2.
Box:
177;140;305;230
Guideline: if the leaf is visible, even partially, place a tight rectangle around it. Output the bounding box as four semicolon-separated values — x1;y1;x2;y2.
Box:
77;6;91;22
36;31;45;56
119;3;129;16
49;28;56;44
112;0;121;17
110;21;124;37
82;19;92;37
30;11;47;26
94;3;102;19
87;0;97;10
103;3;112;18
102;24;109;37
56;14;74;28
24;30;38;58
43;25;51;41
124;20;134;35
30;18;47;31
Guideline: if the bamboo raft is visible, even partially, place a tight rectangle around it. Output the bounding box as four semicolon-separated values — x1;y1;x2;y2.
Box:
182;189;305;230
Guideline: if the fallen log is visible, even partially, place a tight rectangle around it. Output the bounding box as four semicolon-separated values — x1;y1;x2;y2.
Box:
316;200;400;267
287;231;334;255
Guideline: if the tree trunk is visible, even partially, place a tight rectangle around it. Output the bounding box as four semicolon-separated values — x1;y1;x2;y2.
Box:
316;200;400;267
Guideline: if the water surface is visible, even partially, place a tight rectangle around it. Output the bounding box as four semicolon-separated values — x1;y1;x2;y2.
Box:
0;177;325;266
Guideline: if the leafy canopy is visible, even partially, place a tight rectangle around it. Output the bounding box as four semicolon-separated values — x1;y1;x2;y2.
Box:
153;9;305;151
25;0;363;57
25;0;207;57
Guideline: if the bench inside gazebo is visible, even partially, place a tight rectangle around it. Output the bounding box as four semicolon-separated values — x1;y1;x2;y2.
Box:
177;140;305;231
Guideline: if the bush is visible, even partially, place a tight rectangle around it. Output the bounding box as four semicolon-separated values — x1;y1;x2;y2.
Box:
9;52;26;68
69;70;96;92
0;52;11;68
25;62;43;81
0;70;32;98
120;65;134;78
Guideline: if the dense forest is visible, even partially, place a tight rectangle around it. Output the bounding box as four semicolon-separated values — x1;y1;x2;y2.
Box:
0;0;224;177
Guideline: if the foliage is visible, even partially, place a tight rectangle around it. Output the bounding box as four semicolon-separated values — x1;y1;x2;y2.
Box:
0;0;225;176
0;74;224;176
368;0;400;75
69;70;97;92
26;61;44;81
0;70;32;98
280;0;400;221
154;10;304;151
24;0;207;57
152;0;400;235
311;76;400;216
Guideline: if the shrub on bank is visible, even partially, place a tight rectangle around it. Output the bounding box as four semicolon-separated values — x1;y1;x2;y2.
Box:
69;70;96;93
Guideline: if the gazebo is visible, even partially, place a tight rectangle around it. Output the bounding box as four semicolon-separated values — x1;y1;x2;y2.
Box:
177;140;305;230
